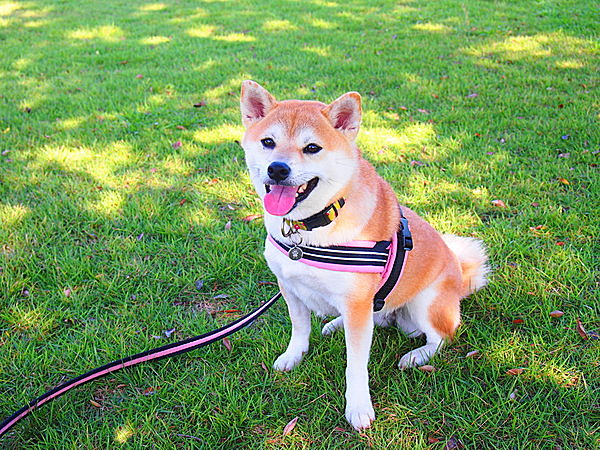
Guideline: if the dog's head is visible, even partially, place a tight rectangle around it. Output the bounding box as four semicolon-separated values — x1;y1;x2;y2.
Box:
240;80;362;219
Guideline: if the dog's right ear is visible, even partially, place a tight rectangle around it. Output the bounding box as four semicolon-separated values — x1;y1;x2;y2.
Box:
240;81;276;128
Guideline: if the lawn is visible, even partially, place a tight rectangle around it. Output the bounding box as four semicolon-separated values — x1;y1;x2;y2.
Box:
0;0;598;447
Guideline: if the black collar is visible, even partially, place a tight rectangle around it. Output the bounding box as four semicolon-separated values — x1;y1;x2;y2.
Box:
283;198;345;232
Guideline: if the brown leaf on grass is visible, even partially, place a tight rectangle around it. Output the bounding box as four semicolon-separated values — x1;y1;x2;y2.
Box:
90;400;102;408
179;198;188;206
399;105;408;111
222;337;232;351
418;365;436;372
576;318;588;340
512;319;524;324
283;417;299;436
258;281;277;286
242;214;262;222
557;177;570;185
176;125;186;130
491;199;507;208
444;435;465;449
193;100;207;108
506;368;524;375
224;220;232;231
549;310;564;318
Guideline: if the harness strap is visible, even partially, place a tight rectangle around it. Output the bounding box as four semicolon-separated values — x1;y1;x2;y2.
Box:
0;292;282;438
269;208;413;312
268;235;390;273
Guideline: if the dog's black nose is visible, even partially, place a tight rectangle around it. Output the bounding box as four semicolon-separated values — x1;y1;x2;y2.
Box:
267;162;291;182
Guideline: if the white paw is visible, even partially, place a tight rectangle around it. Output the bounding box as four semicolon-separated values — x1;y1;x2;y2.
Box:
321;317;343;336
273;351;304;372
345;403;375;430
398;346;435;369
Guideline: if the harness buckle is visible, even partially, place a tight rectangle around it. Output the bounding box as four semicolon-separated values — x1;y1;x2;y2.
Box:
400;217;413;251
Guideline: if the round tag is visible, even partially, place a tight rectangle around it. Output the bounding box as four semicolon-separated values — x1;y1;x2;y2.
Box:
288;246;303;261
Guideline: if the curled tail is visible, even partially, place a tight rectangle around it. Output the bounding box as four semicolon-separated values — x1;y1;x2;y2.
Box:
442;235;490;296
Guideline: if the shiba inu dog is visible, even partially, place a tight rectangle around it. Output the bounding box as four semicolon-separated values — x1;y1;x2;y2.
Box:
240;81;489;430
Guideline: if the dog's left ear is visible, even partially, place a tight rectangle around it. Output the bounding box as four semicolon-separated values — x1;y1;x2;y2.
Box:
240;80;277;128
322;92;362;141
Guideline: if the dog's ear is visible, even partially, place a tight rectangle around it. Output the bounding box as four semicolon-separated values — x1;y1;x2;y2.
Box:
240;80;277;128
322;92;362;141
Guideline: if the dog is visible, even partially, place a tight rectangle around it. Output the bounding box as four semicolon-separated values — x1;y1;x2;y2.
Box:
240;80;489;430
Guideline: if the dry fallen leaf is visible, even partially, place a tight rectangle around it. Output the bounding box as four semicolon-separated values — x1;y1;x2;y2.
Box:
242;214;262;222
90;400;102;408
164;328;176;338
222;337;232;351
491;199;507;208
506;368;524;375
557;177;570;185
418;365;436;372
549;310;564;318
283;417;299;436
576;318;589;340
444;435;465;449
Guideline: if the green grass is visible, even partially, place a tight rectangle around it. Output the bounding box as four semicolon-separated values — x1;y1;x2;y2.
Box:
0;0;598;447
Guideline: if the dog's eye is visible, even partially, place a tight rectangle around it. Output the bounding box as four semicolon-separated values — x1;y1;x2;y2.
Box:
261;138;276;149
303;143;322;154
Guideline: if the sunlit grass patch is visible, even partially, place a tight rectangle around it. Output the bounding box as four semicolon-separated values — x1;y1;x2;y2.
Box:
0;203;30;229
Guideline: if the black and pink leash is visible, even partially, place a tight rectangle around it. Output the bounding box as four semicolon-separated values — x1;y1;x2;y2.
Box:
0;292;282;438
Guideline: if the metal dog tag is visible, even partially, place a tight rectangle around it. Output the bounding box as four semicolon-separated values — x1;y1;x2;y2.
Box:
288;246;303;261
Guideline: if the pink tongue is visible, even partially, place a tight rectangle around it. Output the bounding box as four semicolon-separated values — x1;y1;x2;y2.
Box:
264;185;298;216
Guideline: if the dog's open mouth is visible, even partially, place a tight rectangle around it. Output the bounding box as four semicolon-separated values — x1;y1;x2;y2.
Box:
264;177;319;216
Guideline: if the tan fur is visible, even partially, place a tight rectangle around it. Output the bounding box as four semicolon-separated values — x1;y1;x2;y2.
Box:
240;80;490;430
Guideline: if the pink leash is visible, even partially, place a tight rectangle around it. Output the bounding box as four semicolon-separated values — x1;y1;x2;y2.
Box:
0;292;281;438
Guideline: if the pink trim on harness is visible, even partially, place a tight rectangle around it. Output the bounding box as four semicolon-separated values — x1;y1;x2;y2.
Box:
268;235;386;273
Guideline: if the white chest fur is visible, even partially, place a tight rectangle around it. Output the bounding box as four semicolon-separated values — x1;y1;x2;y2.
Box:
264;238;356;317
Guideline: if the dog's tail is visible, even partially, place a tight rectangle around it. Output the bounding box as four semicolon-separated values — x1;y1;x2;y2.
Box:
442;235;490;296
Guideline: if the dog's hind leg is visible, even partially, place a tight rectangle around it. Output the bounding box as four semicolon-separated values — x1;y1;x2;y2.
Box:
321;316;343;336
322;310;395;336
397;281;460;369
273;288;312;372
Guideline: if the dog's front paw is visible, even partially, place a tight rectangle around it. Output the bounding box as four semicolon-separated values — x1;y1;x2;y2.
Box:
273;351;304;372
345;402;375;430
